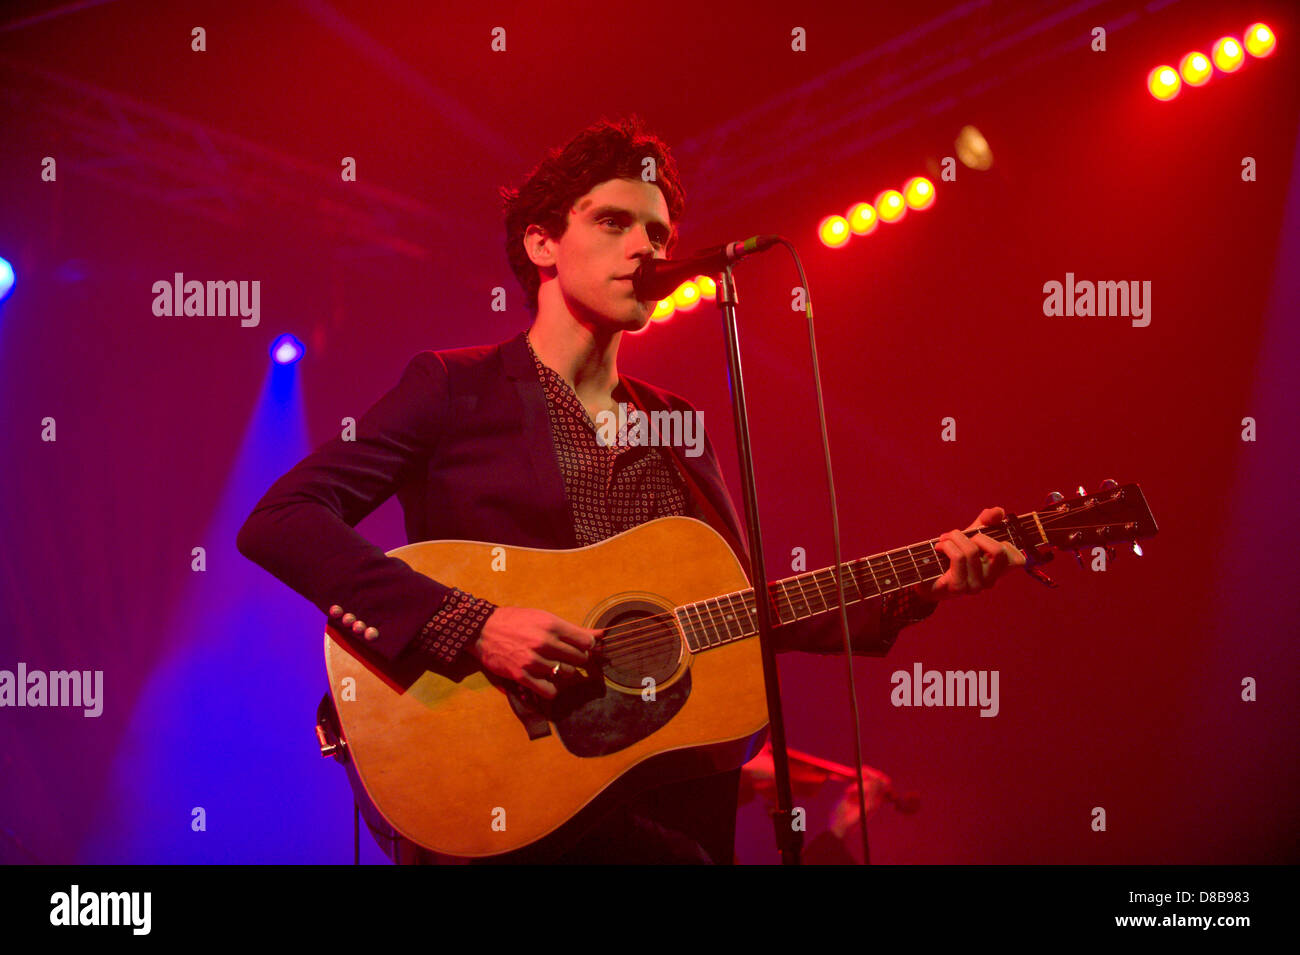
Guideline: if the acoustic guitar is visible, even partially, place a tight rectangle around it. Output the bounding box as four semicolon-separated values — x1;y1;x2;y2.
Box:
321;481;1157;861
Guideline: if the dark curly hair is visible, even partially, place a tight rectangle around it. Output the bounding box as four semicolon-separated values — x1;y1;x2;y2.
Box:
499;115;686;314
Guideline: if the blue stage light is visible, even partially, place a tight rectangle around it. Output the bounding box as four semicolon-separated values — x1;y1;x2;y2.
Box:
0;257;14;302
270;334;304;365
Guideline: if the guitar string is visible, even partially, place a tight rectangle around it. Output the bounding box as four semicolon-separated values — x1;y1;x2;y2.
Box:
594;531;1008;655
590;516;1139;657
593;522;1027;652
594;519;1120;654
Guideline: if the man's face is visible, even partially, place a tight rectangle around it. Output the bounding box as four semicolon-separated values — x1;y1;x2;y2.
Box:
530;178;673;332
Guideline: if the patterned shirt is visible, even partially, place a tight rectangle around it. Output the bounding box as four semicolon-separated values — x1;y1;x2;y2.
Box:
404;336;935;666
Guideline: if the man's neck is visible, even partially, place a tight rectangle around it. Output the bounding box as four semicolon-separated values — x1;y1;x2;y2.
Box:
526;312;622;404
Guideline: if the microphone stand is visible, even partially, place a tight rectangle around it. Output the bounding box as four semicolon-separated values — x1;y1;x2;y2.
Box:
715;265;802;865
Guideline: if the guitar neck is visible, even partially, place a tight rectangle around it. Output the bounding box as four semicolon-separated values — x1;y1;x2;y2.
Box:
674;512;1047;652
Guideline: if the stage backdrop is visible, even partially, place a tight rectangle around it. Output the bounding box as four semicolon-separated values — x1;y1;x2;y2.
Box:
0;0;1296;864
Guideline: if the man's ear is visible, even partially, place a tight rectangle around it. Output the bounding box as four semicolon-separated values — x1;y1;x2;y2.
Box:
524;224;556;268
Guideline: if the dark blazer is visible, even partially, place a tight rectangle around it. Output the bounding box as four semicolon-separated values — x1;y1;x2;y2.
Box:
237;329;898;663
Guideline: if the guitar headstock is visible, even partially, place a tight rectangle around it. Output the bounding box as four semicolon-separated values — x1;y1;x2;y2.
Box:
1028;480;1158;556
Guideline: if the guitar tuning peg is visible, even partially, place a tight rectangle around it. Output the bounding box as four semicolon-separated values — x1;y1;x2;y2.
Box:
1131;542;1144;557
1099;478;1118;491
1044;491;1065;506
1072;549;1085;569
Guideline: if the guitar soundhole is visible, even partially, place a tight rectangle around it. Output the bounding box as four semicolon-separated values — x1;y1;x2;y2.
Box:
595;601;682;691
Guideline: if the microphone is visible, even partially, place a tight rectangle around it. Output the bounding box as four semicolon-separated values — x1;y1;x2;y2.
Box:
633;234;781;301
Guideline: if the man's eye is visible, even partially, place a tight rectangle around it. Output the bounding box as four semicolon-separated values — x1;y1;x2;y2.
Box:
600;216;666;245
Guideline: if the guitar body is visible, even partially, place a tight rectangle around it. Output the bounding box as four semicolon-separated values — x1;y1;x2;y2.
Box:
319;482;1159;861
324;516;770;861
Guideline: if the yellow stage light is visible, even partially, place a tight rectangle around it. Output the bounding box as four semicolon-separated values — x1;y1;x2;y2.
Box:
1244;23;1275;58
672;281;701;311
1212;36;1244;72
819;215;851;247
847;203;878;235
875;190;906;223
903;177;935;210
1148;65;1181;100
1179;51;1212;86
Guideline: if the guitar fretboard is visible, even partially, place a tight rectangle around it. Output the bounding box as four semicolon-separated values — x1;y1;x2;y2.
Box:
673;514;1042;652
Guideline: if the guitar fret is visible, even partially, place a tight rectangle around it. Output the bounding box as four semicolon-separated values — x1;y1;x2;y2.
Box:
839;563;863;602
706;603;721;647
715;594;741;642
691;600;716;647
689;601;718;648
790;571;811;615
712;594;732;642
810;569;835;614
859;558;882;598
728;595;748;639
918;541;944;579
748;588;790;631
845;560;864;599
690;523;1038;655
674;607;698;652
681;603;703;649
903;546;922;586
886;551;907;589
873;553;898;592
787;577;812;620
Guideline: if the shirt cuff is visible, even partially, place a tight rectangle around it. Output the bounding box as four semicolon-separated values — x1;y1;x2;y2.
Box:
879;587;938;642
408;588;497;666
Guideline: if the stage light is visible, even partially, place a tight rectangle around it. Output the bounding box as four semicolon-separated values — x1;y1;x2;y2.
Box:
1212;36;1244;72
1179;51;1212;86
650;298;675;321
694;275;717;300
1244;23;1275;58
847;203;878;235
818;215;850;248
903;177;935;210
0;257;13;302
672;281;702;311
875;190;906;223
1148;65;1181;100
955;125;993;170
271;334;304;365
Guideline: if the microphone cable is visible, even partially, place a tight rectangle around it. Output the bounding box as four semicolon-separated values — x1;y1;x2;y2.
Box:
772;237;875;865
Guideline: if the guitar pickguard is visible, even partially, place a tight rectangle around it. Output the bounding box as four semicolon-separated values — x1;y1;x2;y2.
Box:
550;668;690;758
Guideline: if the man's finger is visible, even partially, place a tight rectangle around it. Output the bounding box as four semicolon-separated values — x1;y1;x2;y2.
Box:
939;530;979;593
553;617;603;652
972;533;1009;583
520;674;558;700
964;506;1005;532
543;636;592;665
523;656;564;678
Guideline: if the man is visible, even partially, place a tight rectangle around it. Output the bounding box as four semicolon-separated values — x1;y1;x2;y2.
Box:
237;115;1025;864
